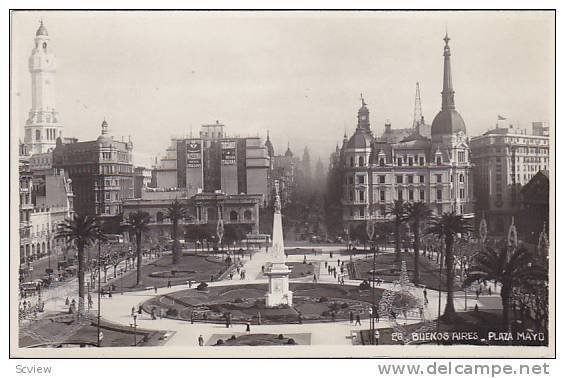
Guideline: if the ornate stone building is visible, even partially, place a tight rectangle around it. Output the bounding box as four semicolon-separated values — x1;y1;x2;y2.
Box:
336;34;474;232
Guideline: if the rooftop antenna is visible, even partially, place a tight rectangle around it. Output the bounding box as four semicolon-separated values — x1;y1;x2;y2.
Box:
413;82;424;129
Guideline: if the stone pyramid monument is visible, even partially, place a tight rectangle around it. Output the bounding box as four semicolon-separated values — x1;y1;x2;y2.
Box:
265;180;293;307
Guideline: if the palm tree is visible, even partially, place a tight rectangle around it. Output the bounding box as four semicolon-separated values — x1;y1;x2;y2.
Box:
426;211;472;322
56;214;102;315
127;210;151;286
166;199;188;265
464;244;547;332
385;200;407;262
405;202;432;285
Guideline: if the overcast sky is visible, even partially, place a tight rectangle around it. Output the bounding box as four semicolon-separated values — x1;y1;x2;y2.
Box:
11;11;554;165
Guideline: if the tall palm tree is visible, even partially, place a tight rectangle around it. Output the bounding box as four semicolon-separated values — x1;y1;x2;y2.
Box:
56;214;102;315
405;202;432;284
127;210;151;286
426;211;472;322
385;200;407;262
464;245;547;332
166;199;188;265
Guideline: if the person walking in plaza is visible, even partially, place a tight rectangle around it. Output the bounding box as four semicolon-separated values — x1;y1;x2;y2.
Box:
488;286;492;296
131;306;135;317
245;321;251;333
167;280;171;288
313;274;317;283
349;311;354;324
374;330;380;345
198;335;204;346
423;288;428;305
355;313;361;326
154;286;158;294
257;311;262;325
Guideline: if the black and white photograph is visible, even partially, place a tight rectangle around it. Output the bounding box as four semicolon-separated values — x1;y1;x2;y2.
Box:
7;8;555;364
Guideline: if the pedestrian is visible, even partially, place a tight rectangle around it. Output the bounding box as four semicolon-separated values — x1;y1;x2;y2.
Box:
313;274;317;283
337;258;340;266
261;265;265;273
198;335;204;346
188;280;192;288
374;330;380;345
474;303;479;312
154;286;158;294
375;309;380;323
419;306;424;319
355;313;361;326
131;306;135;317
324;261;328;269
349;311;354;324
423;288;428;305
333;270;337;279
229;272;233;280
257;311;262;325
167;280;171;288
237;266;240;274
225;313;230;328
303;255;307;264
475;289;480;300
488;286;492;296
246;321;251;333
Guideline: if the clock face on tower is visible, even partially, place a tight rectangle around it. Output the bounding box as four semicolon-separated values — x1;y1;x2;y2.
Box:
361;115;367;121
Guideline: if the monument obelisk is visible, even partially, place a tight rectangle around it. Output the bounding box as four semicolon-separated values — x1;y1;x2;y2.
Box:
265;180;293;307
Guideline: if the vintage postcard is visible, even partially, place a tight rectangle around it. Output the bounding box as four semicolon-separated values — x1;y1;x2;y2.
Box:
9;10;555;358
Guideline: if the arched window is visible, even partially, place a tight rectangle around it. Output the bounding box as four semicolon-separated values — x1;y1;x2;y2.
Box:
244;210;252;221
156;212;164;223
358;156;364;167
229;211;239;222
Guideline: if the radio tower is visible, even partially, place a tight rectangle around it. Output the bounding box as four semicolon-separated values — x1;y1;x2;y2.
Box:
412;82;424;130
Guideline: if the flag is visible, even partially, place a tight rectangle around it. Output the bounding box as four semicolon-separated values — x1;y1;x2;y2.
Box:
497;115;507;121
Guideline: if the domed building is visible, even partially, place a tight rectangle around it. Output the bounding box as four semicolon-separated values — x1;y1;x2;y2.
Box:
336;35;474;233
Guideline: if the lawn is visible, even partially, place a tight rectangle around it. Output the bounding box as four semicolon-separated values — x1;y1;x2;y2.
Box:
142;283;384;324
19;313;167;348
102;253;230;292
351;252;461;291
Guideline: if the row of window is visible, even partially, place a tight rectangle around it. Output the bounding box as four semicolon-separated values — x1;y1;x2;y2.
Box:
347;173;466;185
346;203;467;218
348;154;453;168
347;187;466;203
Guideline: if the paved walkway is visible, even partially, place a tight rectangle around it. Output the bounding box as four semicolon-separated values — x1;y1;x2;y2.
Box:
39;247;502;347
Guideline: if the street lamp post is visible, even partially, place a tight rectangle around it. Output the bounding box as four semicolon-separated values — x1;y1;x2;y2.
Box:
366;219;376;345
97;238;102;347
130;313;138;346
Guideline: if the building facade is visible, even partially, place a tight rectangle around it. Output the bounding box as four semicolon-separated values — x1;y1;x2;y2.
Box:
336;35;474;232
153;121;270;204
470;122;550;234
52;120;134;220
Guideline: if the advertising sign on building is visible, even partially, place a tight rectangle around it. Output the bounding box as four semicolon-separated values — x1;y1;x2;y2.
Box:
187;141;202;168
221;140;237;165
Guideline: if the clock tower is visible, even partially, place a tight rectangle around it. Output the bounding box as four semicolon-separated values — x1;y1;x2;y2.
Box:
24;20;63;154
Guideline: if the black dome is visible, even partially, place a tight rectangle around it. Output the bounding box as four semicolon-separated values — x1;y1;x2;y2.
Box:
431;109;466;136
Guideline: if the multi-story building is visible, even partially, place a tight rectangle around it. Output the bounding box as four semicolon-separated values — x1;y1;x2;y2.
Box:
52;120;134;220
153;121;270;204
133;166;153;199
470;122;550;234
336;34;474;231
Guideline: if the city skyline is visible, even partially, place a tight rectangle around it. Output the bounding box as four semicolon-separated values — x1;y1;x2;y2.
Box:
11;11;554;163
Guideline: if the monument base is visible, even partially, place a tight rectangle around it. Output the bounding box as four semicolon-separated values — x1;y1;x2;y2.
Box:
265;263;293;308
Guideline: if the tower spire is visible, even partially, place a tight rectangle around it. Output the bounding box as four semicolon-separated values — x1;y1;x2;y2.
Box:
413;82;424;129
441;33;455;110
